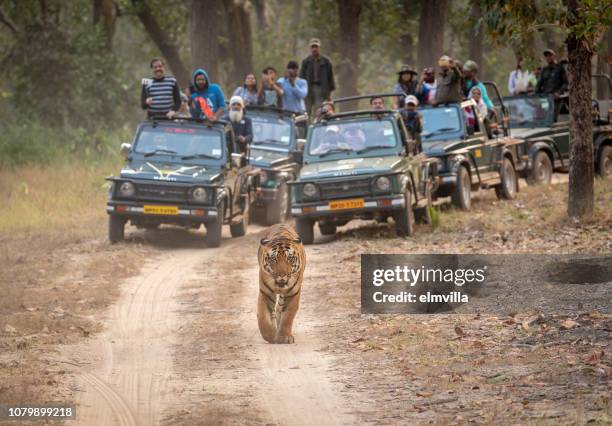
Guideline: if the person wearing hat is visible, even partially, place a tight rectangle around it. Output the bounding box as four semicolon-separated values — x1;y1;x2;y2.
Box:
462;60;493;109
392;65;418;109
401;95;423;152
277;60;309;113
536;49;568;97
224;95;252;153
434;55;463;104
300;38;336;117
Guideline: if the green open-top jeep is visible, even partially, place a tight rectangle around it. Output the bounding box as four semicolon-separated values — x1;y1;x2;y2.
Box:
106;117;259;247
504;74;612;183
246;105;307;225
290;94;438;244
420;82;525;210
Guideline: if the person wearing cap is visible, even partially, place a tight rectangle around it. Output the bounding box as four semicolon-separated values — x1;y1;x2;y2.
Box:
277;61;308;113
224;96;252;153
401;95;423;152
434;55;463;105
462;60;493;110
536;49;568;97
392;65;418;108
416;67;437;105
300;38;336;117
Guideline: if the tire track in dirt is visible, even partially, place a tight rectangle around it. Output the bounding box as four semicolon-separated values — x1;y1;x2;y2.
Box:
60;234;219;425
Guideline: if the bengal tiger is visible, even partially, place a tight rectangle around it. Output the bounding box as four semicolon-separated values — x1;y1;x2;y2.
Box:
257;224;306;344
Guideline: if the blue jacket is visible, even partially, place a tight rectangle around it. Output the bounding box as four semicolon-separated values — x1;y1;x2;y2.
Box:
190;69;225;118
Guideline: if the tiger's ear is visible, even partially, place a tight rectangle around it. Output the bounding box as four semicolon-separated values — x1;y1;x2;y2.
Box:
260;238;270;245
292;237;302;244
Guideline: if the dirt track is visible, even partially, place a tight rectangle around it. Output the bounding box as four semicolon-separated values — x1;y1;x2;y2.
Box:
58;224;358;425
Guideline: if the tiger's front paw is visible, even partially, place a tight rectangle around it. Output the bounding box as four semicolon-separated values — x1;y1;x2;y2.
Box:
275;334;295;344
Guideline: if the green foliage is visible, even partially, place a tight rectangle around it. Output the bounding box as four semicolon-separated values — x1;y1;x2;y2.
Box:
0;121;130;168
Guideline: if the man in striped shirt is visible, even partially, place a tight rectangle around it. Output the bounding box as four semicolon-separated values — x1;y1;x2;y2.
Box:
140;58;181;119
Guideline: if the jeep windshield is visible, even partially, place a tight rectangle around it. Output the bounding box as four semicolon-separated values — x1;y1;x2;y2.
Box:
250;114;292;146
419;107;462;141
307;118;398;158
134;125;224;160
504;95;553;127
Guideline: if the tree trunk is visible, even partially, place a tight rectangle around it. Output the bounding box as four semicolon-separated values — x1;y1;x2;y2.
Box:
189;0;224;84
93;0;116;50
336;0;361;110
224;0;254;89
566;0;594;218
290;0;303;57
595;30;611;99
468;1;483;75
133;0;190;86
251;0;267;29
417;0;447;71
399;0;418;66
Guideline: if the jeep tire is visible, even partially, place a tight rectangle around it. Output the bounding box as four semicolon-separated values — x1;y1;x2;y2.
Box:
230;194;249;237
597;145;611;177
451;166;471;211
265;183;289;225
394;189;415;237
319;221;337;235
415;181;433;224
527;151;552;185
495;157;517;200
296;218;315;245
205;199;224;248
108;215;125;243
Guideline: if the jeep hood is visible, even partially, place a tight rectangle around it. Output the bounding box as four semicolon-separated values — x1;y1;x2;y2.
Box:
510;127;550;139
249;147;290;168
422;139;464;156
300;156;401;179
119;161;221;183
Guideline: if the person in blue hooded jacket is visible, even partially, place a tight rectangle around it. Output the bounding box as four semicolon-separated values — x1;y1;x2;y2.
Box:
189;68;226;120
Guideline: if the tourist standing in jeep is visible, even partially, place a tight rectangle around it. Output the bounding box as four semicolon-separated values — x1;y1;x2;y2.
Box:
141;58;181;119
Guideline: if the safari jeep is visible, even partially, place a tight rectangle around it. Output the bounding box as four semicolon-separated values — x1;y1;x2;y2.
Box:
504;74;612;184
420;83;525;211
106;117;258;247
246;105;307;225
290;96;438;244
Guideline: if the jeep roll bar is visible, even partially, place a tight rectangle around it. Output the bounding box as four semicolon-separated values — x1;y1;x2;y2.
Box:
148;115;229;127
332;93;403;105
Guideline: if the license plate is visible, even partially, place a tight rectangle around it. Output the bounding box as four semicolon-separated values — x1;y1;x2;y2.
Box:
329;198;365;210
143;205;179;215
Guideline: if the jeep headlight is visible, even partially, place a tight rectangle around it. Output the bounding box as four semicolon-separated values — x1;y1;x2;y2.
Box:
260;170;268;183
375;176;392;192
191;187;208;203
302;183;318;198
118;181;135;197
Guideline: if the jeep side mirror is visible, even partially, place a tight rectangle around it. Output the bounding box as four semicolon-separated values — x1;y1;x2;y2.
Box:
120;143;132;159
291;150;303;165
297;138;306;151
231;152;246;168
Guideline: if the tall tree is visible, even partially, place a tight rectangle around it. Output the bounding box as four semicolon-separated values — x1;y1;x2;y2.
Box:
189;0;224;84
223;0;254;88
481;0;611;217
251;0;267;29
132;0;190;86
336;0;362;106
468;0;484;72
417;0;447;70
399;0;418;67
93;0;116;51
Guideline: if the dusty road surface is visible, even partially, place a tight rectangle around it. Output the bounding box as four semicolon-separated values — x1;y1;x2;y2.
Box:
57;223;359;426
2;178;610;425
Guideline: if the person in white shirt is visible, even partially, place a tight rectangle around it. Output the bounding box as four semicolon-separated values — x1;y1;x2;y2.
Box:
508;58;534;95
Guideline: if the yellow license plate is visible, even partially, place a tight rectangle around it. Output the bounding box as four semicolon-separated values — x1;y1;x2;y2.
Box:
329;198;365;210
143;205;179;215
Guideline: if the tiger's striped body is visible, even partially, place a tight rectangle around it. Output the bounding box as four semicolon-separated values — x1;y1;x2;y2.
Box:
257;224;306;344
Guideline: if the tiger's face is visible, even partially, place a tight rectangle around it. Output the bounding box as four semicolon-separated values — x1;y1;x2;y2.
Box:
260;238;302;289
